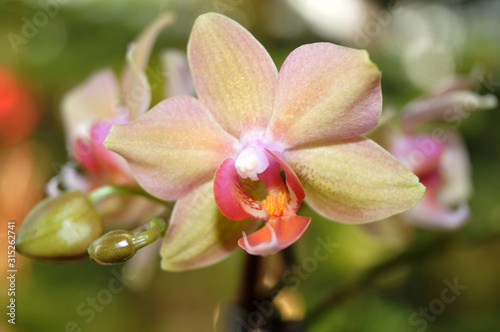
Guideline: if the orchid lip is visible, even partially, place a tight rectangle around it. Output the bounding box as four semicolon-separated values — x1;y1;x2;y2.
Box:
241;223;278;254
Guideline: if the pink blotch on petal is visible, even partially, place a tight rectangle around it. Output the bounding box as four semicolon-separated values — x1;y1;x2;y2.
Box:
391;133;444;178
214;158;268;221
90;117;132;181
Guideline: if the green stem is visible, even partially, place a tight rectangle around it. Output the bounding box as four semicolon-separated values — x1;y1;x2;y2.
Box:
87;184;170;207
131;217;167;249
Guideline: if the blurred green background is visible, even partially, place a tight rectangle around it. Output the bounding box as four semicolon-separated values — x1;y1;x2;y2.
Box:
1;0;500;331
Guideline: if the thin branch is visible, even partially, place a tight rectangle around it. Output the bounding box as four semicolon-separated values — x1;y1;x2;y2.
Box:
306;231;500;325
306;234;455;325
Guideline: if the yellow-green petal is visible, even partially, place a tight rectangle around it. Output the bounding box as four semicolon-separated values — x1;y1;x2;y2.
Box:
104;96;239;201
285;137;425;223
268;43;382;148
188;12;278;138
161;181;259;271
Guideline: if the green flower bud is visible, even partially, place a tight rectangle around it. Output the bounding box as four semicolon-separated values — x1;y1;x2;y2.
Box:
88;230;136;265
88;216;167;265
16;191;104;262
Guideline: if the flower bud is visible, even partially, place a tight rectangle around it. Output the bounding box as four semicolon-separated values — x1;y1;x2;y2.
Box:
88;230;136;265
16;191;104;262
88;216;167;265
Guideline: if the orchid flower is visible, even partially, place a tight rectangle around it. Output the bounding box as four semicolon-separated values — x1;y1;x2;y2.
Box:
105;13;424;270
47;13;184;197
46;13;197;227
379;75;497;230
42;13;197;288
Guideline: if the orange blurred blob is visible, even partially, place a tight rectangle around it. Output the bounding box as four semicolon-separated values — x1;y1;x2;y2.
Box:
0;143;48;300
0;67;39;145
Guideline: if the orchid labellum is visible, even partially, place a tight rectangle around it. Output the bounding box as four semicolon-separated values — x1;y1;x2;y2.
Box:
105;13;425;270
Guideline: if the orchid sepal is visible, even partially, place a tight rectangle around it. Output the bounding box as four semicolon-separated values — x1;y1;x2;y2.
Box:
160;181;260;271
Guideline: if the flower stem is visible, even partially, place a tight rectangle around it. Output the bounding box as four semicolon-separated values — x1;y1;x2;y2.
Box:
86;184;170;207
237;254;262;311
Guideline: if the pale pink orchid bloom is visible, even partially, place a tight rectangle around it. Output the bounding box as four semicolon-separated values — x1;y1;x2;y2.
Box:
46;13;181;197
386;76;497;230
391;131;471;229
105;13;424;270
44;13;195;289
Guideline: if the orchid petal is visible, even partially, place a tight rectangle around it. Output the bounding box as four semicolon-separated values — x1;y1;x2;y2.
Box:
285;137;425;223
391;133;444;178
402;161;470;230
161;181;259;271
401;90;498;133
437;131;472;206
401;195;470;230
121;13;175;118
268;43;382;148
45;162;90;196
426;76;474;98
161;49;196;97
104;96;238;200
75;138;101;175
238;216;311;256
45;176;61;197
214;158;268;221
89;118;132;182
188;12;278;138
73;114;132;182
61;69;120;155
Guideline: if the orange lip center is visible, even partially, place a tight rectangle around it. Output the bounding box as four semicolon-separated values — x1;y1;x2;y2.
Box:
262;191;287;218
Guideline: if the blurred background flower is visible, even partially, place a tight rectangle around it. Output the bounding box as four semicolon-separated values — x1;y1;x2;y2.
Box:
1;0;500;331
